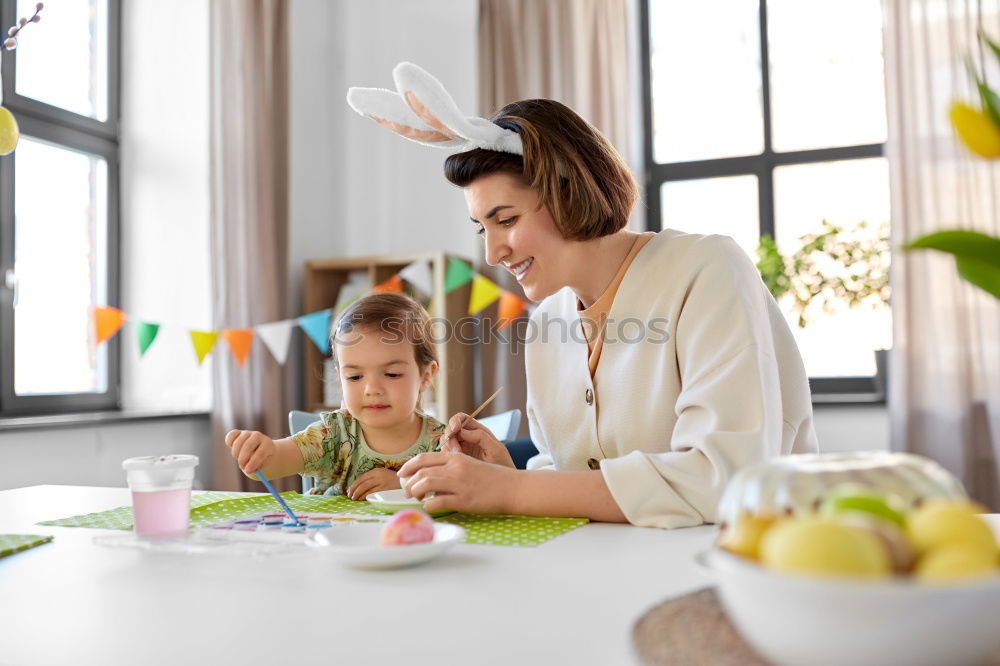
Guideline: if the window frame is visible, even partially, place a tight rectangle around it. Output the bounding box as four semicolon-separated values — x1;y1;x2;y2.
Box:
638;0;888;400
0;0;122;415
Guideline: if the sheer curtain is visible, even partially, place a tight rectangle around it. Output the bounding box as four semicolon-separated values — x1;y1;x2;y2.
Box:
883;0;1000;508
476;0;631;430
208;0;294;492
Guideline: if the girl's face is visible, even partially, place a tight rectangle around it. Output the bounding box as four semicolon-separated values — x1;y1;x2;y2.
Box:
336;326;437;432
464;172;571;302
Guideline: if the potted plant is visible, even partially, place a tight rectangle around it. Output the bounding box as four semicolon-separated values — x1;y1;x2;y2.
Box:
904;29;1000;299
756;219;892;394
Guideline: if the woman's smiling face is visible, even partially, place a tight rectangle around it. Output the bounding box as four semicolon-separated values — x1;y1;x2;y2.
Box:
464;172;570;302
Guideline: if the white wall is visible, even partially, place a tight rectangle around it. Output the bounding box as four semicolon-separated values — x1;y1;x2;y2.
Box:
0;417;212;491
813;404;889;453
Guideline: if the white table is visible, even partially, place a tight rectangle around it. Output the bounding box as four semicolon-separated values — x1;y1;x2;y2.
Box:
0;485;715;666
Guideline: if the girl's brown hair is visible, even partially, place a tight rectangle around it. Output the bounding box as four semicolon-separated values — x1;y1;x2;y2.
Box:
331;293;438;370
444;99;638;241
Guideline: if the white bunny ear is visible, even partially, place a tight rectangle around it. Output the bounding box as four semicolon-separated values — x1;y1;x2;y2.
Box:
347;62;523;156
392;62;522;155
346;86;464;147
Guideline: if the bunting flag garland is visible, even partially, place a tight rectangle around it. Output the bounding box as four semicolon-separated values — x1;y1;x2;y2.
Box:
497;291;527;329
469;275;501;315
255;319;294;365
444;258;475;292
90;257;531;368
399;259;433;296
373;274;403;294
189;331;219;365
298;309;333;355
221;329;254;367
94;306;127;345
135;321;160;356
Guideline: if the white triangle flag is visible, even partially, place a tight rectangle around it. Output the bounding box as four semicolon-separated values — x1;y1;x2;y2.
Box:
399;259;433;297
335;270;372;313
255;320;295;365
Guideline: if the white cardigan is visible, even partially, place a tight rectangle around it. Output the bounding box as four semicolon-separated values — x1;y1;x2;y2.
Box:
524;229;818;528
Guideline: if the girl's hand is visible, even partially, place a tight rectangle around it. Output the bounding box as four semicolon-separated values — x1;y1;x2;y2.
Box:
439;412;516;469
225;429;276;476
397;452;520;515
346;468;400;501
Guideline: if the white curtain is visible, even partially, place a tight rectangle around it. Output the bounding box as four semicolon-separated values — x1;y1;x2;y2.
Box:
208;0;293;492
477;0;631;432
883;0;1000;507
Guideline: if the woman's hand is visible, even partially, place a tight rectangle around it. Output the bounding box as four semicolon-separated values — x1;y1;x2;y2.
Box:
439;412;516;469
397;452;520;515
225;430;275;476
346;468;400;501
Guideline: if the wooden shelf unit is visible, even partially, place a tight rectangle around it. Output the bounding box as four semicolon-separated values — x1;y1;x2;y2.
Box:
302;252;475;420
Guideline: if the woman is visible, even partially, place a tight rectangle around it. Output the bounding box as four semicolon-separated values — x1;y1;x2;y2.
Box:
349;64;818;528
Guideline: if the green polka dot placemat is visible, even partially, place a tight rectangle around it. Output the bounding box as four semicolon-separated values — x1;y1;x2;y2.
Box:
1;534;54;558
437;513;588;547
38;491;588;546
38;491;261;530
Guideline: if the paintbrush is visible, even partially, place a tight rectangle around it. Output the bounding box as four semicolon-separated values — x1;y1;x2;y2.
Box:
439;386;504;453
255;469;301;526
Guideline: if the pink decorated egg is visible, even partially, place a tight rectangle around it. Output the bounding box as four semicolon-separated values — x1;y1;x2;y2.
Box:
381;509;434;546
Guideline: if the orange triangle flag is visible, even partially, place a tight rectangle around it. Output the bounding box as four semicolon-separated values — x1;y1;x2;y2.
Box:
498;291;527;330
221;329;254;367
93;307;127;345
373;274;404;294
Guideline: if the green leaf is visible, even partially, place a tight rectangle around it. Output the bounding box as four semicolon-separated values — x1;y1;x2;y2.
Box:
906;230;1000;299
980;29;1000;66
905;230;1000;267
956;256;1000;299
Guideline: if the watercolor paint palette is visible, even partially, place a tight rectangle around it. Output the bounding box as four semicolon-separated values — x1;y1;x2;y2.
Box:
94;512;392;558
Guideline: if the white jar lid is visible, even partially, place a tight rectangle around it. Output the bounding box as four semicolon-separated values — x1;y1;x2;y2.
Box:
122;454;199;471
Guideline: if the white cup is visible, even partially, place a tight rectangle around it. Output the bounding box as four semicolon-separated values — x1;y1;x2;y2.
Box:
122;455;199;537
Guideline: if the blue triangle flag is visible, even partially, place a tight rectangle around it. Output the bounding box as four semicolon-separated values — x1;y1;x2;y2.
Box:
298;309;332;355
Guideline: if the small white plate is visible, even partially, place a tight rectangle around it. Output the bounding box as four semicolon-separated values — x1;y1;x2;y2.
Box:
366;488;453;517
318;522;465;569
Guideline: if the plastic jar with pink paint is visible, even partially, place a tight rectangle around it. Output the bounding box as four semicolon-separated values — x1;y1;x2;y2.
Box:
122;455;199;537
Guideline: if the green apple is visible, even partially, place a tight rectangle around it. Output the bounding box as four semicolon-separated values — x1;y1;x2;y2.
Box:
819;483;906;526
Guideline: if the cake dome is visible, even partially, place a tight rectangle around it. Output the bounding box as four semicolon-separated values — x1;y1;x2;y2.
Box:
715;452;967;527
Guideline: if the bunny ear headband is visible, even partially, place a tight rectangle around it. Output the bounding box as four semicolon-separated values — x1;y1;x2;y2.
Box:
346;62;523;156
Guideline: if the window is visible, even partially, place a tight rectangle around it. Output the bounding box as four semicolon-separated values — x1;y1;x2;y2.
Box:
640;0;891;399
0;0;121;414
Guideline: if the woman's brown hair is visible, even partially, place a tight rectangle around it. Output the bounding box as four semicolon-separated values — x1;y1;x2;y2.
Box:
444;99;638;241
331;293;438;370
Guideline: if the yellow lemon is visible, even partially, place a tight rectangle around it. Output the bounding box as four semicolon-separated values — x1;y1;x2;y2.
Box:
914;544;999;583
950;102;1000;158
717;513;777;560
0;106;17;155
760;517;891;579
906;499;997;557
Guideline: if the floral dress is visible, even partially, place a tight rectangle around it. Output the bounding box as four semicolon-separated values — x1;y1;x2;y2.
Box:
291;409;445;496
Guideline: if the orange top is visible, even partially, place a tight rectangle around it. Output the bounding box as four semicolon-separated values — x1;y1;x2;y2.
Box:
579;232;657;378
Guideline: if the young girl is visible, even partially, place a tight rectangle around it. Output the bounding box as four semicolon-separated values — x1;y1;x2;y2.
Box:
225;293;446;501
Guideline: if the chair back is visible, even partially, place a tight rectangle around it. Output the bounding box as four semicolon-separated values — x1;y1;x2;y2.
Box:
477;409;522;443
289;410;321;494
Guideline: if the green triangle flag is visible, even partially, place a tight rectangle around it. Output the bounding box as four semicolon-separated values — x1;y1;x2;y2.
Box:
444;258;474;293
135;321;160;356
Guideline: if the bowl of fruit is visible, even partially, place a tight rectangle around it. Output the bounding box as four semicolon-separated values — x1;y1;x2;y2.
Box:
700;452;1000;666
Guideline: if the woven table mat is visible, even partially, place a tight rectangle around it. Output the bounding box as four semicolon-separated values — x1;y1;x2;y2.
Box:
632;587;770;666
633;586;1000;666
